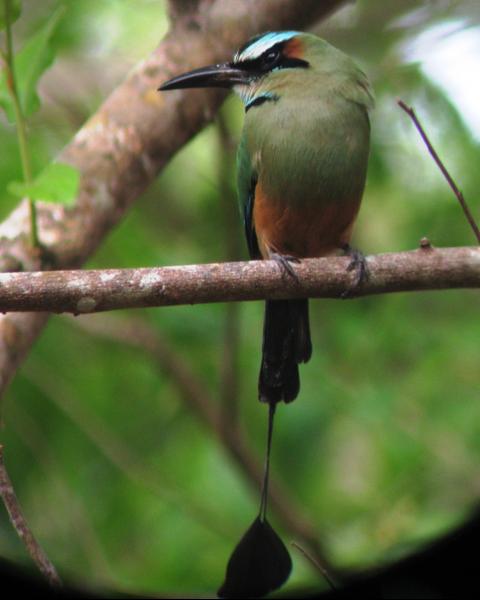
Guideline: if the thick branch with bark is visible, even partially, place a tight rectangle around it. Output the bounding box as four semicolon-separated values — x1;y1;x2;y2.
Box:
0;0;348;398
0;247;479;314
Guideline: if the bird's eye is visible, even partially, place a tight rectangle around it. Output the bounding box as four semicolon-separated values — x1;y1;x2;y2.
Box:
263;49;280;66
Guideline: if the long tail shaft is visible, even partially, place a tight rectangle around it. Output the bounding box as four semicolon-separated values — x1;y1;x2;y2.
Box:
259;402;276;521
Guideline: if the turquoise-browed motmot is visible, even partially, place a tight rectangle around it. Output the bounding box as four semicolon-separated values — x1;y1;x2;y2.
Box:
161;31;373;598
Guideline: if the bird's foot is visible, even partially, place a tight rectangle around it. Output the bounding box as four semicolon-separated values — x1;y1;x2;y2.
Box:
341;244;369;298
270;252;300;282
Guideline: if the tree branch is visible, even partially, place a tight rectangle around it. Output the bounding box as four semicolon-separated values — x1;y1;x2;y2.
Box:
0;444;62;587
398;100;480;244
0;246;478;314
0;0;349;398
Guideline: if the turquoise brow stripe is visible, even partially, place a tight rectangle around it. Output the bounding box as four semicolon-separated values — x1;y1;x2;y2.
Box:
236;31;299;61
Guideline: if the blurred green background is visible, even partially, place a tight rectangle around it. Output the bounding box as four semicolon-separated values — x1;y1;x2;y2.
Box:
1;0;480;596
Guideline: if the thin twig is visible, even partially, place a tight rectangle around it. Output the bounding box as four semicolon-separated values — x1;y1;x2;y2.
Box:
9;402;116;584
0;247;479;314
0;444;62;587
398;99;480;244
291;541;337;590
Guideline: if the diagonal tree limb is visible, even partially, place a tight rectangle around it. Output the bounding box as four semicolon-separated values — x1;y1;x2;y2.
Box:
0;246;479;314
0;0;349;399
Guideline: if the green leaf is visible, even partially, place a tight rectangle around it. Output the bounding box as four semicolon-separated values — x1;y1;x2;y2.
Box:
0;5;64;121
0;0;21;31
8;162;80;204
17;5;65;116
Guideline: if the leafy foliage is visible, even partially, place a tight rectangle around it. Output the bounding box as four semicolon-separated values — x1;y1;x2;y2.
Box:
0;6;64;121
1;2;77;213
8;162;79;204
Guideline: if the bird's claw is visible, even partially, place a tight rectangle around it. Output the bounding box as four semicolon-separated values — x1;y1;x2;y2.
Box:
270;253;300;281
341;244;369;298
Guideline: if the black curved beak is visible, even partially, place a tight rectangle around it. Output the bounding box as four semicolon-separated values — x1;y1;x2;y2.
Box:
159;62;248;91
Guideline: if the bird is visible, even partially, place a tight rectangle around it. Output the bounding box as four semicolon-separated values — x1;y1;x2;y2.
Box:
160;31;373;598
